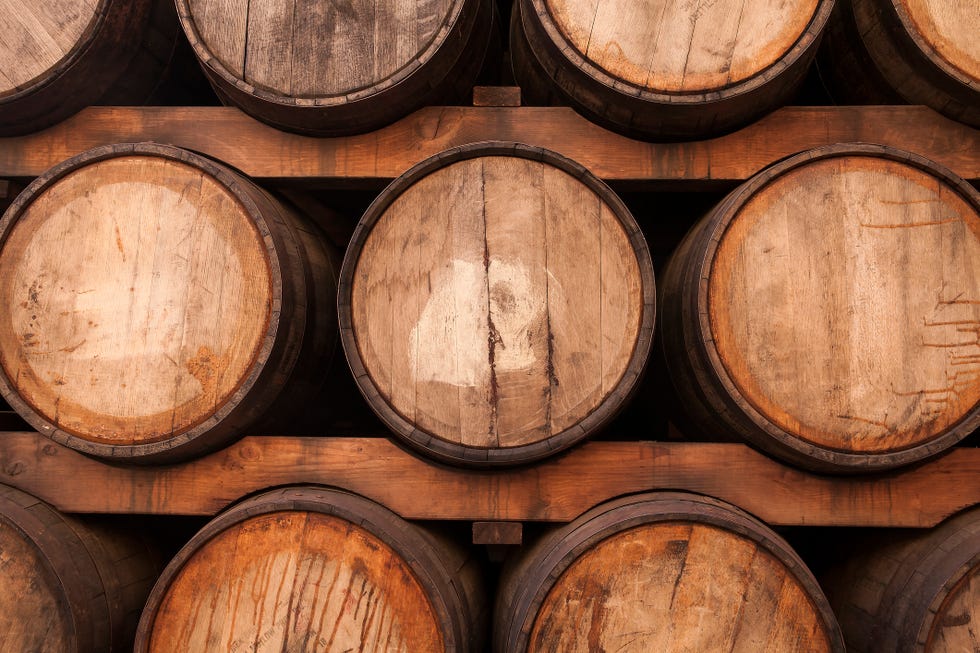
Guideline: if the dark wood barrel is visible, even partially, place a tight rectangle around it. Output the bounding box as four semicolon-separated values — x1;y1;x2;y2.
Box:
135;486;486;652
660;143;980;473
495;491;844;652
0;0;194;136
510;0;835;140
819;0;980;128
0;143;339;463
338;142;655;467
0;483;161;652
825;506;980;652
176;0;494;135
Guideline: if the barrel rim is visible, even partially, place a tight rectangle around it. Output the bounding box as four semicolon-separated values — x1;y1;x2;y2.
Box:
0;0;109;103
519;0;835;105
698;142;980;470
498;490;844;653
134;485;468;652
886;0;980;92
174;0;468;107
0;142;284;459
337;141;656;467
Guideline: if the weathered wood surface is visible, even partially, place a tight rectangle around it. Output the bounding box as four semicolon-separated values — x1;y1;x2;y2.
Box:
0;106;976;185
495;492;843;652
342;144;653;465
826;505;980;652
136;487;486;652
0;143;339;463
513;0;834;138
0;432;978;526
662;143;980;473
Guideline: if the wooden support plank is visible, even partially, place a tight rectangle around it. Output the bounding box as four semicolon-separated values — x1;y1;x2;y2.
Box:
472;522;523;545
0;432;976;527
0;106;975;187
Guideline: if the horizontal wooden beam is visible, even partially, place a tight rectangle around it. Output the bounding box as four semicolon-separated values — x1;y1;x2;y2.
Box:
0;432;976;527
0;106;976;187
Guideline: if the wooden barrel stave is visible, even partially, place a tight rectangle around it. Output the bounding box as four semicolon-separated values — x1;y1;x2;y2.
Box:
660;143;980;473
339;142;655;467
0;143;340;463
495;491;844;652
0;483;161;653
135;486;487;652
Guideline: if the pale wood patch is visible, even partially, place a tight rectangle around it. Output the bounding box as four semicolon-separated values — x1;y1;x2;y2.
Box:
529;522;832;652
0;0;99;95
709;156;980;453
900;0;980;82
186;0;455;98
0;156;272;444
351;156;642;448
146;511;442;653
545;0;820;92
928;565;980;652
0;519;71;653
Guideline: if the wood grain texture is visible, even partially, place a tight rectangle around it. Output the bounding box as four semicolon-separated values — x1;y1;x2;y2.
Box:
710;156;980;454
0;143;339;462
0;0;99;95
0;482;161;652
176;0;492;134
661;143;980;472
1;432;979;527
825;506;980;653
136;487;486;653
899;0;980;83
496;492;843;652
342;144;654;465
0;106;977;185
547;0;819;91
513;0;834;138
0;155;271;445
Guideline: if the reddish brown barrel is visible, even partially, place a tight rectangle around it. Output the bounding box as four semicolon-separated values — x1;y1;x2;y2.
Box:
338;142;655;467
135;486;486;652
819;0;979;128
511;0;835;140
0;483;161;652
0;143;338;463
660;143;980;473
495;491;844;652
826;506;980;652
176;0;494;135
0;0;188;135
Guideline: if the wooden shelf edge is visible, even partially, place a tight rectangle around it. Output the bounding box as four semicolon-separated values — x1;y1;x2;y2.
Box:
0;105;976;186
0;432;976;527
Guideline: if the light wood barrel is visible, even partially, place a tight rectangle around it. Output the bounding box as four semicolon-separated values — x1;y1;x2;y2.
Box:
0;483;161;652
135;486;486;652
819;0;979;128
0;0;188;135
0;143;338;463
511;0;835;140
339;143;655;466
826;506;980;652
176;0;494;135
495;491;844;652
660;143;980;473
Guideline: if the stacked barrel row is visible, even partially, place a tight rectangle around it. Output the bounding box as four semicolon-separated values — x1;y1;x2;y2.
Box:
1;0;978;137
0;0;978;652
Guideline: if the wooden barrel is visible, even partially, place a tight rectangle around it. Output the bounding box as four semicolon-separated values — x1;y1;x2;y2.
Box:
135;486;486;652
511;0;835;140
0;143;338;463
495;491;844;652
825;506;980;652
0;0;192;136
0;483;161;652
819;0;979;128
338;142;655;467
176;0;494;135
660;143;980;473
